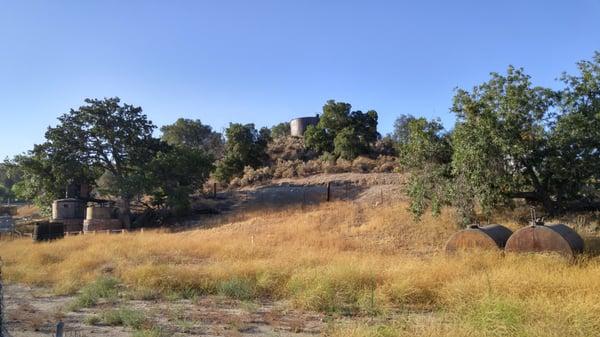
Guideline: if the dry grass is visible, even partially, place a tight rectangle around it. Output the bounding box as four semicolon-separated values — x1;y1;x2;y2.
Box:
2;201;600;336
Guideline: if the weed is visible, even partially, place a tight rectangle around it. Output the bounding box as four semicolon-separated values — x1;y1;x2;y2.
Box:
100;307;146;329
67;276;119;311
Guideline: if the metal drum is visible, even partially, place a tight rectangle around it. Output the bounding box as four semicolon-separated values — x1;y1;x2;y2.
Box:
445;224;513;252
505;222;584;258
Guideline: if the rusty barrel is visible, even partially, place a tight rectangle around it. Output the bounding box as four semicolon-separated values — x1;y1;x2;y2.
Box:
445;224;513;252
505;223;584;257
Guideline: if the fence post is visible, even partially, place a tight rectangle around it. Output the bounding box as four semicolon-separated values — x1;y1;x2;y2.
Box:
213;183;217;198
55;321;64;337
326;182;331;202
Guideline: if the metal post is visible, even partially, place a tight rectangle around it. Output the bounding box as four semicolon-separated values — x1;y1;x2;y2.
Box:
55;321;64;337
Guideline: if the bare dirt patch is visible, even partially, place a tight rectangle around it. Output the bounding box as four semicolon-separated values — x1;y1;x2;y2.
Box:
5;284;327;337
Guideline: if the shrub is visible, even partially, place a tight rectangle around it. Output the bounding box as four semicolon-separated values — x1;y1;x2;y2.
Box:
68;276;120;311
100;308;147;329
352;157;377;173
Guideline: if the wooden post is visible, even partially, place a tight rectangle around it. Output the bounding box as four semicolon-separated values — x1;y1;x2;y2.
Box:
326;182;331;202
213;183;217;198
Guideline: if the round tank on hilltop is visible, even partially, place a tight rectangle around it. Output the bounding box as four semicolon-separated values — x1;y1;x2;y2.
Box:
445;224;513;253
290;116;320;137
505;222;584;258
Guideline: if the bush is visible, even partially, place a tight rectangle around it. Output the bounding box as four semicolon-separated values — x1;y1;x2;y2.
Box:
351;157;377;173
100;308;147;329
239;166;273;186
273;159;302;179
69;276;120;311
268;136;316;162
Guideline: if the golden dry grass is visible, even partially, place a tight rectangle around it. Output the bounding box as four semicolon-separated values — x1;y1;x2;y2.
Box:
1;201;600;336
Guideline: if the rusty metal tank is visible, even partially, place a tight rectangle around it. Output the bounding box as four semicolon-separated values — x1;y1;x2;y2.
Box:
445;224;513;252
505;221;584;258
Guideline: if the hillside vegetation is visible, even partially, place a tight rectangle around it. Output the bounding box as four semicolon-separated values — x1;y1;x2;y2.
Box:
2;201;600;336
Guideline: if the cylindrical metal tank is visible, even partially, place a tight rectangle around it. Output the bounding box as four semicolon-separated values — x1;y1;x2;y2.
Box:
52;199;85;220
445;224;513;252
505;223;584;257
290;116;320;137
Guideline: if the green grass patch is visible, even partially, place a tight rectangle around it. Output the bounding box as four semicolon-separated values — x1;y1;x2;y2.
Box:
100;308;146;329
461;296;526;337
67;276;120;311
217;277;256;300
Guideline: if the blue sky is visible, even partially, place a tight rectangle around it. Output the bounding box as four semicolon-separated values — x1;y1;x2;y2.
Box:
1;0;599;159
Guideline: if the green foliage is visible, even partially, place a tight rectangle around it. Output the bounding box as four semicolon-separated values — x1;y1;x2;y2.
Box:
214;123;270;182
452;66;555;214
69;276;120;311
145;146;214;216
218;277;256;300
404;52;600;222
99;308;146;329
304;100;379;159
304;124;333;153
399;117;453;221
461;296;525;337
160;118;224;157
270;122;291;139
19;97;159;219
0;157;23;201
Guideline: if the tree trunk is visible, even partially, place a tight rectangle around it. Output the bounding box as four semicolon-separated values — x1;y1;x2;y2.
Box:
523;165;557;215
120;196;132;230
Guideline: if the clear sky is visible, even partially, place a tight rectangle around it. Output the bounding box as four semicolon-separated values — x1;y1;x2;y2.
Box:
1;0;599;159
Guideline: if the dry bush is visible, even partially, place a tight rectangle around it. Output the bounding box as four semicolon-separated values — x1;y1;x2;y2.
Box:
238;166;273;187
272;159;302;179
373;155;400;173
297;159;323;177
351;156;377;173
267;136;316;162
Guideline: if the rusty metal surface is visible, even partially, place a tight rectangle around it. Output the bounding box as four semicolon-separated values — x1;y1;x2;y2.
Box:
445;224;512;252
505;223;583;257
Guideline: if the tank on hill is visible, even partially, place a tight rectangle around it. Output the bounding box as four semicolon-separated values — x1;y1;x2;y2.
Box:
290;116;320;137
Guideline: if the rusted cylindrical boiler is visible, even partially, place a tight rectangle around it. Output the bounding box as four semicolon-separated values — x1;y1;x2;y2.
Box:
445;224;513;252
505;222;584;257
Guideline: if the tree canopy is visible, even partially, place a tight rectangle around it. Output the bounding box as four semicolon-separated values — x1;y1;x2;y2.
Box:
305;100;379;159
214;123;270;182
160;118;224;157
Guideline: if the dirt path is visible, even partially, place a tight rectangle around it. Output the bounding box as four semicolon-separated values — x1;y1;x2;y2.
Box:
5;284;326;337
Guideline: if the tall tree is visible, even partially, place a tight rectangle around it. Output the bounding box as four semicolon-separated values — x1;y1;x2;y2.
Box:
40;97;160;226
451;67;557;214
305;100;379;159
160;118;224;157
215;123;270;182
